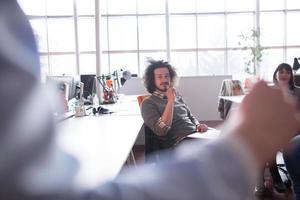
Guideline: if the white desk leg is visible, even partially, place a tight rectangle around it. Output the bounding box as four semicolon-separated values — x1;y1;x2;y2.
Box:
129;149;137;167
125;149;137;167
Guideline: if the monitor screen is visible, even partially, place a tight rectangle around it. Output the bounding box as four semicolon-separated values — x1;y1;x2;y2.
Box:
46;75;77;100
80;74;96;99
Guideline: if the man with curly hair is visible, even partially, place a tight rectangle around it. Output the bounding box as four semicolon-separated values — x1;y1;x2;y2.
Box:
141;59;208;149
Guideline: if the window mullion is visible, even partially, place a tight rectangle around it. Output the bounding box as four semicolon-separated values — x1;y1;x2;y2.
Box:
73;0;80;75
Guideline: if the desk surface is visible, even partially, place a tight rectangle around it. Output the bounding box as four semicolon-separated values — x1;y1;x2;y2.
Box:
218;95;245;103
56;95;142;188
188;128;221;140
101;94;141;116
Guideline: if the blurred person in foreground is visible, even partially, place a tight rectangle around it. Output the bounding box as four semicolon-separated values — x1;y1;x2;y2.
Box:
255;63;300;197
271;63;300;200
1;1;300;200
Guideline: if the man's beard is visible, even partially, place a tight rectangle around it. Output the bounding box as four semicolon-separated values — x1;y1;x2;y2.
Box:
156;83;169;92
156;88;167;92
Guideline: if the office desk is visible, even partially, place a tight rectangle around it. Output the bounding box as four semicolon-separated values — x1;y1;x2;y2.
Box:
57;95;143;188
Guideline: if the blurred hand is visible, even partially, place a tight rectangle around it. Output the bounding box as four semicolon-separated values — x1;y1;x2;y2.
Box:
224;81;300;165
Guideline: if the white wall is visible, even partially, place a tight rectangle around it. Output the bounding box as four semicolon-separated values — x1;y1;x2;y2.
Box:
177;75;232;121
118;77;148;95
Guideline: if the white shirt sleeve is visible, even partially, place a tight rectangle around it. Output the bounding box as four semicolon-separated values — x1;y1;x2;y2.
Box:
89;138;259;200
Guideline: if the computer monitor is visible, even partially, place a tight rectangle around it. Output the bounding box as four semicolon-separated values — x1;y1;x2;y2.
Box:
46;75;78;100
78;82;84;101
80;74;96;99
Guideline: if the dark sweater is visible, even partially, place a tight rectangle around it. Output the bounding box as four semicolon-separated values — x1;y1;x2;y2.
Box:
141;93;199;147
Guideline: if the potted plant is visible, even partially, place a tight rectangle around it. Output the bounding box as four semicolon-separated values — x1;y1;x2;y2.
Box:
238;29;265;75
238;29;265;88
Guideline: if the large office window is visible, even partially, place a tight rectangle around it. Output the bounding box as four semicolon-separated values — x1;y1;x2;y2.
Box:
18;0;96;77
18;0;300;81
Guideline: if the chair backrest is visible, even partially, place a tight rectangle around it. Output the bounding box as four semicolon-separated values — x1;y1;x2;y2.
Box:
137;95;150;106
218;79;244;120
219;79;244;97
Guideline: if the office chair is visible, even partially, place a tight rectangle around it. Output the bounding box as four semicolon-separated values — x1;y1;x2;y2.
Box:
137;95;170;163
143;124;172;163
277;163;292;188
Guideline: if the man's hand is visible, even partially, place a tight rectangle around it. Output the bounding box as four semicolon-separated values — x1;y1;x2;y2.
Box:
197;124;208;132
165;87;176;102
160;87;176;127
